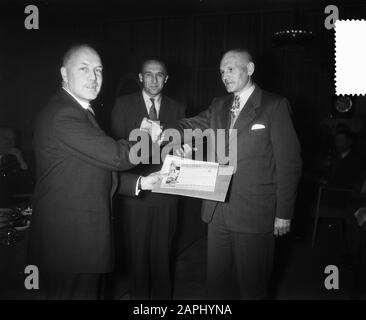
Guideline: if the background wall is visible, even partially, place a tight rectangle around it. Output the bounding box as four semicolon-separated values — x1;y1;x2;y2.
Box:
1;0;366;253
0;0;366;159
1;0;365;155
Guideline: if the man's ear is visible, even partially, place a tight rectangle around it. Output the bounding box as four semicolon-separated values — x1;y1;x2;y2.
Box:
138;73;143;82
164;75;169;84
247;62;255;76
60;67;68;83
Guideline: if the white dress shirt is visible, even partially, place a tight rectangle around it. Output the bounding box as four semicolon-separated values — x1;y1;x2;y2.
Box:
62;87;95;115
142;90;162;119
234;84;255;115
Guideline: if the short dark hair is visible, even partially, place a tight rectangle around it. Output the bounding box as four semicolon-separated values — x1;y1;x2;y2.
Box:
140;57;168;75
62;44;98;67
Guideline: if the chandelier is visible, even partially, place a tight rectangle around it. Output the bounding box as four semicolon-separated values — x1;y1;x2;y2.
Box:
273;29;314;46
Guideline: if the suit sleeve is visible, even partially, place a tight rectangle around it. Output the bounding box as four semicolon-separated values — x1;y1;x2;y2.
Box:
111;97;126;139
117;172;140;196
54;107;135;171
111;97;142;196
163;100;214;147
177;101;213;131
270;98;302;220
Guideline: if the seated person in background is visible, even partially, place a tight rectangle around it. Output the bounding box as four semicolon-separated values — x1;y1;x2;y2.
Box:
318;128;365;209
0;127;33;206
325;128;365;189
0;128;28;170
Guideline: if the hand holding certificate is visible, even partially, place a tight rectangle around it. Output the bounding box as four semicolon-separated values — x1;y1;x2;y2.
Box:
153;155;233;202
160;155;219;192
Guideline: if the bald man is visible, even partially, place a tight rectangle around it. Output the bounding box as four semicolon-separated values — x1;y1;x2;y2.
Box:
28;44;159;299
166;49;302;299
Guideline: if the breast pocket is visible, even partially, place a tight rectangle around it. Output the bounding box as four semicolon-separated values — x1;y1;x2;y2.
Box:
240;127;269;156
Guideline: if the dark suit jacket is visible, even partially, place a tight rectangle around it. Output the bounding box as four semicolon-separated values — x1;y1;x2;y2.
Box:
111;91;185;205
28;89;137;273
174;85;302;233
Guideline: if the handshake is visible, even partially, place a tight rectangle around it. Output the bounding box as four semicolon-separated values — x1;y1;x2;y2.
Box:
140;117;163;144
139;117;196;158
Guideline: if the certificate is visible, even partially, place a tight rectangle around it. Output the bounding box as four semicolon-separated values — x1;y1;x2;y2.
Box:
153;155;233;202
160;155;218;192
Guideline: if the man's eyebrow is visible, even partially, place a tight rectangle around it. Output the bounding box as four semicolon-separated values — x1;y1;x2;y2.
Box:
78;62;103;68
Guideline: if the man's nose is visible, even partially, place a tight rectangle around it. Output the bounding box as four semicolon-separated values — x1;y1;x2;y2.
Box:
88;70;97;80
152;75;158;83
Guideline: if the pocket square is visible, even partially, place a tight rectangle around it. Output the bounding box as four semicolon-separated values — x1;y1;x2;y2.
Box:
251;124;265;130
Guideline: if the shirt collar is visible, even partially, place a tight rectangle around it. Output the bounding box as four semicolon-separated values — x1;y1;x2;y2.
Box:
63;87;91;110
142;90;161;106
235;83;255;102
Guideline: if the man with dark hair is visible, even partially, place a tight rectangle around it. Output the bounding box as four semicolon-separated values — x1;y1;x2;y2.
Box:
160;48;302;299
28;44;159;299
111;58;186;299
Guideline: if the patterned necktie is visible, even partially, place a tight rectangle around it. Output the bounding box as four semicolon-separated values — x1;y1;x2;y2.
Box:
149;98;158;121
230;95;240;128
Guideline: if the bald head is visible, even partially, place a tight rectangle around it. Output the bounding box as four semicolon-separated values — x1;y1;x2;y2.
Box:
222;49;253;66
60;44;103;103
62;44;100;68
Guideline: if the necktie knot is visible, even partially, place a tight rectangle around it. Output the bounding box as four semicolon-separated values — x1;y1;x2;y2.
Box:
149;98;158;121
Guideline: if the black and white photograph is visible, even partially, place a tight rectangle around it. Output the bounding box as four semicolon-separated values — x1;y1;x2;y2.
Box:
1;0;366;309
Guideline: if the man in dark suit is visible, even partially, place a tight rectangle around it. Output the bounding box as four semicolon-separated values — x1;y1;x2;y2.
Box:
28;45;159;299
162;49;302;299
111;58;185;299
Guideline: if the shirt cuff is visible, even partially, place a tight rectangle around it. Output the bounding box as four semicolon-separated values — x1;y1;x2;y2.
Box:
135;176;142;196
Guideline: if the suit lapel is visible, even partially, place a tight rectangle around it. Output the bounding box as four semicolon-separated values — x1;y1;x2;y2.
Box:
60;89;102;129
130;92;149;128
85;110;101;129
219;95;233;130
138;92;149;117
218;96;233;162
232;86;262;133
158;95;171;123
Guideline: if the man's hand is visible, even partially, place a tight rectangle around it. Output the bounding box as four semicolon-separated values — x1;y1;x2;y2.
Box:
175;144;197;158
274;217;291;237
140;172;162;190
140;117;151;131
151;121;163;143
139;117;162;143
